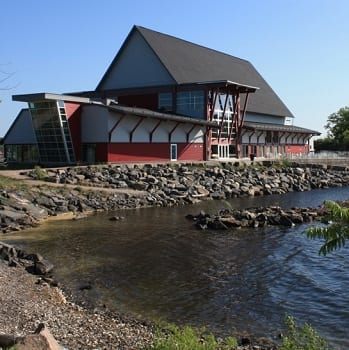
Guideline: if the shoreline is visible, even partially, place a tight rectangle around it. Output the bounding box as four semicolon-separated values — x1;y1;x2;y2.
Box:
0;258;155;349
1;162;348;349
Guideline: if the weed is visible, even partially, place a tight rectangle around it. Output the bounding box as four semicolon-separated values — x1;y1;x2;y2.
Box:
280;315;332;350
148;324;238;350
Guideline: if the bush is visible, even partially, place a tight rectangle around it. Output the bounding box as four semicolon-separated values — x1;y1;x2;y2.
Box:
280;315;332;350
30;166;48;180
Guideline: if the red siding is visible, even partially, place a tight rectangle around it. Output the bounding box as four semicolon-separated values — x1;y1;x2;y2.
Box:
177;143;204;161
285;145;309;154
118;94;158;110
95;144;109;162
105;143;204;163
65;102;82;161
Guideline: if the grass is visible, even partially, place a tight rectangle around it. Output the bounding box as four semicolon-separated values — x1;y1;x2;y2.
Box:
0;174;28;192
147;316;334;350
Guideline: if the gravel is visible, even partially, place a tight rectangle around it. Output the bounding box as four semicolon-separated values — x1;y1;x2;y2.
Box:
0;260;154;349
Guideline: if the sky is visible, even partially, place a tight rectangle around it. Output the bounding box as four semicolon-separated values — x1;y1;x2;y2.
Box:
1;0;348;137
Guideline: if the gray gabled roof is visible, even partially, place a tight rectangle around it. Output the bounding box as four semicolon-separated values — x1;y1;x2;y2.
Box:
98;25;294;118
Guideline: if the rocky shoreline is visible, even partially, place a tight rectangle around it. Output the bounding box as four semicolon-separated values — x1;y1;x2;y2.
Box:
1;161;349;234
1;160;348;349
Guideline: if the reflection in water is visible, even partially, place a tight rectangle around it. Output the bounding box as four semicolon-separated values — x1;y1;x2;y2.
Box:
3;187;349;349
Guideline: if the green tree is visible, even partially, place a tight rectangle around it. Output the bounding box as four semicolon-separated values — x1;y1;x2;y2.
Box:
314;137;338;151
324;107;349;150
307;201;349;256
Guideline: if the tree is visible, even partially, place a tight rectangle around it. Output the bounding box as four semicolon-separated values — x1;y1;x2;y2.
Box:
0;64;17;103
324;107;349;150
307;201;349;255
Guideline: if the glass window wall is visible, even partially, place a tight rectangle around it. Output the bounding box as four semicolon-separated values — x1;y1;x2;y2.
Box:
176;90;204;118
29;100;75;163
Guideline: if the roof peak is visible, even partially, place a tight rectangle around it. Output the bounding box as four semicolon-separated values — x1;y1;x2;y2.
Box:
134;25;252;66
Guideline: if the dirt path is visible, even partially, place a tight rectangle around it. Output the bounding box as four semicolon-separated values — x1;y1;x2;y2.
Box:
0;169;148;196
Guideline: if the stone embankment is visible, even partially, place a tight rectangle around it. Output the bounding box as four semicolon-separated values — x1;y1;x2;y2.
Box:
1;162;349;233
1;161;346;349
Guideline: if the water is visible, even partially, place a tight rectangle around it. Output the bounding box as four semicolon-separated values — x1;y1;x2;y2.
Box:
3;187;349;348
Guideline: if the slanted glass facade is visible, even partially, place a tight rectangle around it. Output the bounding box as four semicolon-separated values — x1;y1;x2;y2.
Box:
28;100;75;163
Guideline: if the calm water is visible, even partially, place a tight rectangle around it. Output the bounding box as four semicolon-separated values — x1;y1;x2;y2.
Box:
3;187;349;348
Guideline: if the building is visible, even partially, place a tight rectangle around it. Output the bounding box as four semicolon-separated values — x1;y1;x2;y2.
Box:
4;25;320;165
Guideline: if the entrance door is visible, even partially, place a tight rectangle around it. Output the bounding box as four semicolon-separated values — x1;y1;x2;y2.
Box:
170;144;177;161
84;144;95;164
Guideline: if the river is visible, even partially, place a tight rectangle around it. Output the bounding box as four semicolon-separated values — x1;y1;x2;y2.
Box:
3;187;349;349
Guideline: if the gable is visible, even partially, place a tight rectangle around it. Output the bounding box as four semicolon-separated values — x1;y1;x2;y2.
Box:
97;25;294;118
4;109;37;144
97;30;175;90
137;26;293;118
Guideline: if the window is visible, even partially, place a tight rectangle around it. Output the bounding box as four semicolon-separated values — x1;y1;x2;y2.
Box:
211;94;235;140
170;144;177;161
176;90;204;118
29;100;75;163
158;93;173;111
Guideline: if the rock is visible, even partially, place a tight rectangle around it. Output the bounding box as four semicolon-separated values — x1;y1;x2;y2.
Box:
15;323;64;350
34;259;54;275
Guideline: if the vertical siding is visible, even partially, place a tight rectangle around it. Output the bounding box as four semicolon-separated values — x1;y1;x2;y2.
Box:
81;105;109;142
107;143;169;162
95;144;109;162
285;145;309;154
65;102;82;161
98;30;175;89
106;142;204;162
4;109;36;144
177;143;204;161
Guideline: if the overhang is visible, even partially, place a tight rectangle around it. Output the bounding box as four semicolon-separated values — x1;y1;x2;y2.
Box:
195;80;258;93
105;103;219;128
13;93;93;104
243;121;321;135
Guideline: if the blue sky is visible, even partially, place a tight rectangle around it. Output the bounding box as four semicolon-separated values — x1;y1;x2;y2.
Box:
1;0;348;137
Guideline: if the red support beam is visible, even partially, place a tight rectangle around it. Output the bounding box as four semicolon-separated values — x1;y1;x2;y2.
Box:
218;91;229;142
209;89;219;121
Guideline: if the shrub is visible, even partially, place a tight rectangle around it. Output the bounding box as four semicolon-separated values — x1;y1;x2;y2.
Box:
148;324;238;350
30;165;48;180
280;315;332;350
